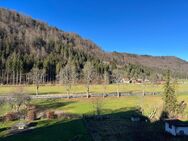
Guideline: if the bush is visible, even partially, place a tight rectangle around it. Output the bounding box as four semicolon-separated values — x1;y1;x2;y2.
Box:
0;116;4;122
27;110;37;121
46;111;57;119
27;104;37;111
5;112;18;121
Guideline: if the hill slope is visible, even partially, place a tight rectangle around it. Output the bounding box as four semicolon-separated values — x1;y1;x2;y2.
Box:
0;8;187;84
109;52;188;76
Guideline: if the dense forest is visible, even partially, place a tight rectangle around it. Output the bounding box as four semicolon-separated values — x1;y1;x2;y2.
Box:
0;8;187;85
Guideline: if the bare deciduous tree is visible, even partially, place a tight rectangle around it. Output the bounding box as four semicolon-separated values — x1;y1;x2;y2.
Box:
112;69;123;98
103;71;110;98
83;62;95;98
60;63;72;98
32;68;43;95
71;64;78;85
7;87;31;112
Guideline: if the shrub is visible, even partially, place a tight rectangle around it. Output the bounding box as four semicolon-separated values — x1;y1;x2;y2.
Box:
5;112;18;121
46;111;57;119
27;104;37;111
27;110;37;121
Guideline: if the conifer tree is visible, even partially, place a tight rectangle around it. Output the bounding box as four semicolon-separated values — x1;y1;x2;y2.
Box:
163;70;177;117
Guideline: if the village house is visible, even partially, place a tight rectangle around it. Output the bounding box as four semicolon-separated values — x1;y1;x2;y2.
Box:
135;79;143;84
120;78;131;84
120;78;140;84
165;119;188;136
144;79;150;83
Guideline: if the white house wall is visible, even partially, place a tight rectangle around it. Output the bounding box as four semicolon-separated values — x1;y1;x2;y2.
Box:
165;123;176;136
176;127;188;135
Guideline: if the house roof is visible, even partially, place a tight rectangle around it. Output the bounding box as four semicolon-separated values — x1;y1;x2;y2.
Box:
165;119;188;127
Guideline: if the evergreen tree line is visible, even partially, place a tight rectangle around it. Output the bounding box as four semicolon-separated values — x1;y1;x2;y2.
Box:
0;39;111;85
0;40;156;85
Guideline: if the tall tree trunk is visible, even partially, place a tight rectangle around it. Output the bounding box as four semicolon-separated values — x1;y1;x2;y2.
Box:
36;85;39;95
0;69;2;84
42;75;45;84
19;71;22;85
103;84;107;98
142;90;145;96
143;83;146;96
27;74;29;85
6;73;9;85
2;70;4;84
87;84;90;98
67;88;70;99
117;83;120;98
16;70;19;85
13;70;15;85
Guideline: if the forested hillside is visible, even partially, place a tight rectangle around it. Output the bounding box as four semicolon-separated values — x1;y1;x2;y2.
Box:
0;8;110;84
0;8;187;85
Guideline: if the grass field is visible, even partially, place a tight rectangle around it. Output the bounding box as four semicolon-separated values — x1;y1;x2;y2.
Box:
1;82;188;141
0;119;92;141
0;81;188;95
1;95;188;141
0;96;163;116
32;95;188;116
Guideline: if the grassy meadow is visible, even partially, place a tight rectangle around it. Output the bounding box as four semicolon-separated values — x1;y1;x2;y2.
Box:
1;95;188;140
1;81;188;141
0;80;188;95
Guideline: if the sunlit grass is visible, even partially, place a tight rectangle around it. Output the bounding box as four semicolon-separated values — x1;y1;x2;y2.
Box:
1;94;188;140
0;82;188;95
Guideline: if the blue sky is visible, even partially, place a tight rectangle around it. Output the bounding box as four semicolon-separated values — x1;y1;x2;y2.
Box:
0;0;188;60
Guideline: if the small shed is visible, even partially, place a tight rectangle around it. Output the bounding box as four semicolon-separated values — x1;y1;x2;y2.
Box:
14;122;28;130
165;119;188;136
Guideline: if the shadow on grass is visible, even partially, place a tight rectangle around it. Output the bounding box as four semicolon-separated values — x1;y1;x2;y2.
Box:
0;127;7;132
1;107;188;141
84;108;188;141
36;99;76;111
0;119;92;141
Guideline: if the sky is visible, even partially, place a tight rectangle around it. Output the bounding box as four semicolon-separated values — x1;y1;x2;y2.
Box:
0;0;188;61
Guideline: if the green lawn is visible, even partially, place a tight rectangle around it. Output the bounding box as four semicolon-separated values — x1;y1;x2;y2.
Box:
0;119;91;141
32;94;188;116
1;93;188;141
0;82;188;95
1;94;188;117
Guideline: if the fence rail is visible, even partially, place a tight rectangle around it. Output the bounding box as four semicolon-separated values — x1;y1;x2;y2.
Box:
0;92;162;99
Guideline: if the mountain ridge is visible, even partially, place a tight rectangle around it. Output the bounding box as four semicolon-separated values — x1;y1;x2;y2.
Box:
2;7;187;62
0;7;187;84
1;8;187;61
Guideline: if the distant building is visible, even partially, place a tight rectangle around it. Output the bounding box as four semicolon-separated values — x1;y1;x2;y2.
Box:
165;119;188;136
121;78;131;84
136;79;143;84
14;122;28;130
156;80;165;84
121;78;150;84
144;79;150;83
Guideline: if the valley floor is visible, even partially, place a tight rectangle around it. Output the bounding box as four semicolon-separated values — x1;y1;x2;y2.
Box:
1;95;188;141
0;82;187;95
